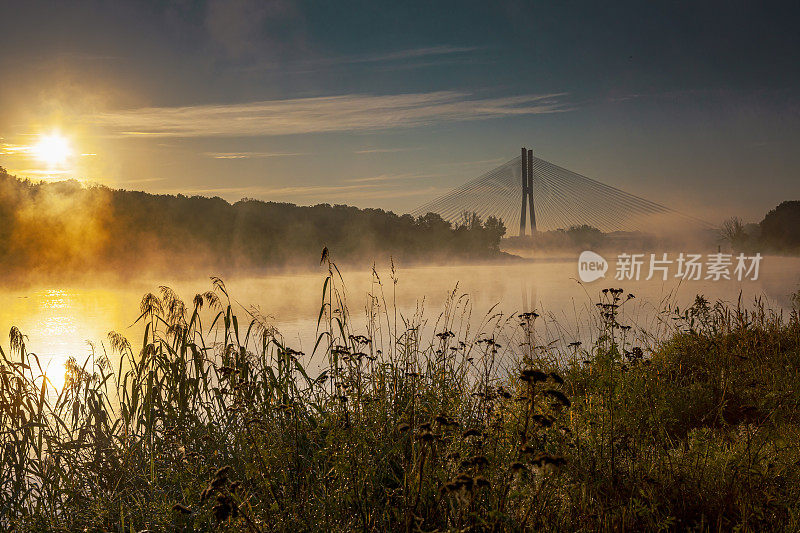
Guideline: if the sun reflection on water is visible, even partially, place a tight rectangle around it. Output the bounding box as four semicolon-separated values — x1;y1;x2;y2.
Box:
0;258;796;397
0;287;138;393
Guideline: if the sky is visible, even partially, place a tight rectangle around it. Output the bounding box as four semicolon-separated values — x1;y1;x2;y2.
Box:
0;0;798;222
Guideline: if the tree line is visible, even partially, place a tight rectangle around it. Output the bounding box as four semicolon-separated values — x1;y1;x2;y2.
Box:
0;168;507;280
721;201;800;252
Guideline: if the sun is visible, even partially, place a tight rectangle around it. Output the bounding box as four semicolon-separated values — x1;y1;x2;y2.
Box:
32;132;73;166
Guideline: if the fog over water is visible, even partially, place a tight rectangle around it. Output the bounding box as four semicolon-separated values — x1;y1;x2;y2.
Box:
2;255;798;388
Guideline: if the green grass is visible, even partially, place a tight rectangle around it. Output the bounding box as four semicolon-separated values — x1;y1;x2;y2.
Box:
1;258;800;531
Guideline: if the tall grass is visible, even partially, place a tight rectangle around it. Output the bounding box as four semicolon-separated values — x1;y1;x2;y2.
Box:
1;256;800;531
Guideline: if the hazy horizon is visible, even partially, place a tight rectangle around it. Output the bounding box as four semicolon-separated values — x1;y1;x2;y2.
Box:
1;1;798;224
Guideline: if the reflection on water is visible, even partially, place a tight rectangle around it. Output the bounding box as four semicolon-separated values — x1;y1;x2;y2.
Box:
0;287;139;390
0;256;798;384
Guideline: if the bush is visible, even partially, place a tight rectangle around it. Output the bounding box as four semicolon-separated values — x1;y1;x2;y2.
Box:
1;263;800;531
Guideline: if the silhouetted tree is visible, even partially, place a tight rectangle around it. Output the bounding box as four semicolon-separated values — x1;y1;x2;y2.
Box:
566;224;604;249
720;217;747;249
0;168;507;278
760;201;800;250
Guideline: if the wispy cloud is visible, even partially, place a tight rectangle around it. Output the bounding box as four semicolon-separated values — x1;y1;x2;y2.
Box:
353;147;421;154
437;157;507;168
345;172;440;183
8;169;73;175
2;143;94;158
89;91;570;138
173;182;445;202
113;177;167;185
335;45;482;65
1;143;33;156
372;58;489;72
204;151;306;159
243;45;485;73
0;143;97;159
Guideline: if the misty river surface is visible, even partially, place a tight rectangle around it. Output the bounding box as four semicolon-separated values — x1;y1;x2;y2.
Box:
1;256;799;387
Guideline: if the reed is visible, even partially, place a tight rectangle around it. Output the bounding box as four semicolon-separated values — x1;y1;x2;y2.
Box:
1;256;799;531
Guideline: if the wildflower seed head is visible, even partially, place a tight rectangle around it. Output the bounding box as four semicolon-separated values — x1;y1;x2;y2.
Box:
454;473;474;491
212;494;237;522
520;369;548;383
543;389;571;407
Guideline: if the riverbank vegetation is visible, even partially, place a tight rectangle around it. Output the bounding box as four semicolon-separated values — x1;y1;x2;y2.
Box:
505;201;800;255
0;168;506;282
1;258;800;531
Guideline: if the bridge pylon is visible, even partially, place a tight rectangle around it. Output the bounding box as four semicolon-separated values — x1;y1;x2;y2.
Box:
519;147;536;237
410;149;711;234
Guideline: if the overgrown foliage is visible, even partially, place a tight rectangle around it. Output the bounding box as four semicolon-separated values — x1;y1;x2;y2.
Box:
0;168;506;281
1;260;800;531
760;201;800;252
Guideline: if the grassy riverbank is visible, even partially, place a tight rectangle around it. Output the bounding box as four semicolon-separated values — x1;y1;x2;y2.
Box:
2;260;800;531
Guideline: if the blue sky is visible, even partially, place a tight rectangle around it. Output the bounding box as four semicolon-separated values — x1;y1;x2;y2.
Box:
0;0;798;221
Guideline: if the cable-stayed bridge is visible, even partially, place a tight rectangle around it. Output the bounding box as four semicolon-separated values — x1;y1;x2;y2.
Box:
411;148;711;236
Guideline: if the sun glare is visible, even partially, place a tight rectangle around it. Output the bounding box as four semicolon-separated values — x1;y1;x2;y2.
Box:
32;132;73;166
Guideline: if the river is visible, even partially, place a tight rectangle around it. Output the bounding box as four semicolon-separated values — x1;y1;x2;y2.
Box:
1;254;798;389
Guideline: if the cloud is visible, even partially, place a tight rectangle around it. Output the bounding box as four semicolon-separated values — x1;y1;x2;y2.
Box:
353;147;421;154
436;157;507;168
173;182;445;202
345;172;441;183
90;92;570;138
343;45;483;65
371;57;490;72
204;151;306;159
313;45;484;69
7;169;73;175
241;45;485;73
112;177;167;185
1;143;33;155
